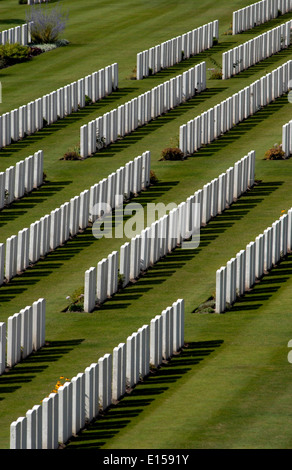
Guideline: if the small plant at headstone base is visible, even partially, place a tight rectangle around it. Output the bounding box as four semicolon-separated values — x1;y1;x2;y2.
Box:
159;147;185;161
40;376;70;402
117;272;125;290
50;376;70;395
129;65;137;80
209;68;222;79
264;143;287;160
96;134;106;150
233;58;243;70
66;286;84;312
193;296;232;314
150;169;158;184
63;145;82;160
149;363;158;373
26;3;69;44
209;56;222;79
85;95;93;106
193;297;216;314
280;35;285;48
223;23;233;35
212;36;218;46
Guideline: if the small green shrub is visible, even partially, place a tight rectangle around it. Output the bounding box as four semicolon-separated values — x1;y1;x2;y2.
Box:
213;37;218;46
194;298;216;314
0;42;31;66
85;95;93;106
66;286;84;312
118;273;125;290
159;147;184;161
0;43;44;69
68;302;84;312
264;144;286;160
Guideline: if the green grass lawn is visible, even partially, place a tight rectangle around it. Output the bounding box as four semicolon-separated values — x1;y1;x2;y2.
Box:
0;0;292;450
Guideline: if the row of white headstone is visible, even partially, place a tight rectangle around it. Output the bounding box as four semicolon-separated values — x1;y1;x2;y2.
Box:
84;150;255;313
282;118;292;156
0;151;151;286
232;0;292;35
10;298;184;449
0;298;46;375
223;20;292;79
136;20;219;80
0;22;32;46
179;59;292;156
0;63;118;149
27;0;49;4
216;209;292;313
0;150;43;209
80;62;207;159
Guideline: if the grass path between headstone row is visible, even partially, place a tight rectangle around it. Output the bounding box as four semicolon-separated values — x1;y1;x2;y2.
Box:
1;0;292;449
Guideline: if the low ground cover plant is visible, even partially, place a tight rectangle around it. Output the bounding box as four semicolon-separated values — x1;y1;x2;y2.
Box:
0;42;43;68
264;143;287;160
159;147;185;161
